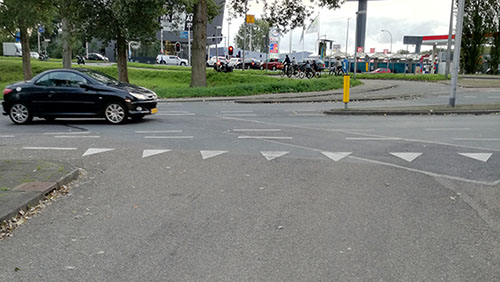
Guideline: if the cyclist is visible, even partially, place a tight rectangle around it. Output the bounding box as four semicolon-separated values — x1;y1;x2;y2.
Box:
336;57;344;75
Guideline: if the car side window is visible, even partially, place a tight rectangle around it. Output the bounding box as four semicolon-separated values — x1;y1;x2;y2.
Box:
36;72;88;88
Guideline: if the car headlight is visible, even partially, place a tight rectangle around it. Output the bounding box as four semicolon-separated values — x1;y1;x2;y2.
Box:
130;92;147;100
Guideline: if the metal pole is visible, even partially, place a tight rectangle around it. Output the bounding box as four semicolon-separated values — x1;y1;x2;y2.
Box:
37;28;41;53
345;18;350;55
289;29;292;56
445;0;455;79
160;28;164;54
242;0;248;71
215;28;218;59
354;12;359;79
188;29;191;66
449;0;465;107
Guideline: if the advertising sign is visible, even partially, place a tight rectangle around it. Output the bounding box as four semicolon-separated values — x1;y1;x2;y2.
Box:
269;28;280;59
370;48;375;53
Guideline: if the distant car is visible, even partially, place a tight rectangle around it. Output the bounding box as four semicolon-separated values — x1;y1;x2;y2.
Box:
2;68;158;124
260;58;283;71
86;53;109;62
371;68;391;74
236;58;261;69
30;52;39;59
227;58;242;68
156;54;188;66
206;56;227;67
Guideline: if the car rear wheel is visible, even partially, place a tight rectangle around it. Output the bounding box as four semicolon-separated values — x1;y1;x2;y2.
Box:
9;103;33;125
180;62;186;66
104;102;128;124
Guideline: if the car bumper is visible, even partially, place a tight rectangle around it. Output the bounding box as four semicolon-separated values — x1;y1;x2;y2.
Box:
2;101;9;116
127;100;158;115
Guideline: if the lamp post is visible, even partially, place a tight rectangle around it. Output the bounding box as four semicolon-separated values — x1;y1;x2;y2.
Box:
345;18;351;56
381;29;392;54
215;26;222;59
354;10;366;79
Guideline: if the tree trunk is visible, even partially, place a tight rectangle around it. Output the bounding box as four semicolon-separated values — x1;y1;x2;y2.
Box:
190;0;207;88
116;35;129;83
62;17;72;69
19;28;32;80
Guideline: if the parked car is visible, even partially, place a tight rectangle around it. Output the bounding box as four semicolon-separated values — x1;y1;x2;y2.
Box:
227;58;242;68
206;56;227;67
30;52;40;59
260;58;283;71
371;68;391;74
236;58;261;69
156;54;188;66
86;53;109;62
2;69;158;124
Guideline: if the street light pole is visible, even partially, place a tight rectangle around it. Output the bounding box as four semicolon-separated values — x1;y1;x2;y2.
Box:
449;0;465;107
345;18;351;55
354;11;366;79
445;0;455;79
381;29;392;54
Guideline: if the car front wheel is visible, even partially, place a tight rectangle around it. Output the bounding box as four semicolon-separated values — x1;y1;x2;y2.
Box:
104;102;128;124
9;103;33;125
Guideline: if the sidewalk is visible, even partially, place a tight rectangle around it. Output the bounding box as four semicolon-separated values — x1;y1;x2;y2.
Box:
0;160;79;224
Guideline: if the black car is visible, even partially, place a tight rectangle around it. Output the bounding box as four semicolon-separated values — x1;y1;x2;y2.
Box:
2;69;158;124
236;59;261;69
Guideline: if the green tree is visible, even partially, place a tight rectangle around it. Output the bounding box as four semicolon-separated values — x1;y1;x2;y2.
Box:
81;0;165;82
488;0;500;74
235;19;270;53
0;0;55;80
461;0;494;74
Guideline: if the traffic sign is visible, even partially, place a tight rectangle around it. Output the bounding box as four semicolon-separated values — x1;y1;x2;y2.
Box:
246;14;255;25
180;31;188;39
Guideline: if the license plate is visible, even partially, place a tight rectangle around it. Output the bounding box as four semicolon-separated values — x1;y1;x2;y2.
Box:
151;108;158;114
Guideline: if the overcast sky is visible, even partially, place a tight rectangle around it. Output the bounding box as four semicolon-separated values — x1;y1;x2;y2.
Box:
221;0;453;54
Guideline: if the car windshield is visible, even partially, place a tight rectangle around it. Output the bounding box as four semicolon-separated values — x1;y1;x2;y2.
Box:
78;69;119;85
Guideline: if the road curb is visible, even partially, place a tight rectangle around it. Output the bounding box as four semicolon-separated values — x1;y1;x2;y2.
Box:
323;109;500;116
0;168;80;223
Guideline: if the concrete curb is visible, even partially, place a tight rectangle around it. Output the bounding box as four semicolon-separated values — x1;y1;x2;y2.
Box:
234;94;420;104
0;168;80;223
323;109;500;116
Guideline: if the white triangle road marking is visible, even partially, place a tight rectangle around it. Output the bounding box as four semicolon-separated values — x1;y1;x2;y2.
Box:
390;152;422;163
458;153;492;162
321;152;352;162
142;149;171;158
82;148;115;157
200;150;228;160
261;151;289;161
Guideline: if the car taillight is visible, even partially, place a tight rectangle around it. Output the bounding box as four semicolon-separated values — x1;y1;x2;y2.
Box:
3;88;13;96
252;62;255;66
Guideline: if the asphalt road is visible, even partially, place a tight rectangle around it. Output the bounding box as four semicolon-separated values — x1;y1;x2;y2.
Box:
0;95;499;281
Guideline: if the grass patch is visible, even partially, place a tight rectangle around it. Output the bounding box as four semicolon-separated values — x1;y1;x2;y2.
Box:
0;56;358;98
356;73;448;81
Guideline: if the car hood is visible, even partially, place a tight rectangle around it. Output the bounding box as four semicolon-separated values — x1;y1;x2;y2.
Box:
107;83;154;95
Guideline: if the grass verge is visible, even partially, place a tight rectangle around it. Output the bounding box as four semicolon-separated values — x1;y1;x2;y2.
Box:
0;56;359;98
356;73;448;81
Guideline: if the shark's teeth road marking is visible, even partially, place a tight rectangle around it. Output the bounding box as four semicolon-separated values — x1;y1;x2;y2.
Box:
200;150;228;160
261;151;289;161
142;149;171;158
82;148;114;157
458;153;492;162
321;152;352;162
390;152;423;163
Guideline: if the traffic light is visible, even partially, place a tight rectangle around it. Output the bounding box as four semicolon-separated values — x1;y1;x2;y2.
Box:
175;42;181;53
228;46;234;56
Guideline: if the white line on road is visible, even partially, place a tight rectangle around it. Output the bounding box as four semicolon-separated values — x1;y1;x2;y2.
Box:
201;150;228;160
223;114;257;117
135;130;183;134
390;152;423;163
458;153;492;162
345;137;401;140
453;138;500;141
83;148;114;157
464;96;477;98
221;111;254;113
54;136;101;138
142;149;171;158
261;151;289;161
293;114;325;116
488;97;500;99
232;129;281;132
424;128;471;131
238;136;293;140
44;132;90;135
144;136;194;139
23;147;77;150
0;135;14;138
157;113;196;116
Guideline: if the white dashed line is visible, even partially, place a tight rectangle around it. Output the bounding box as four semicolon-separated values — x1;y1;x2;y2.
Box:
232;129;281;132
238;136;293;140
0;135;14;138
424;128;471;131
221;111;254;113
453;138;500;141
43;132;90;135
223;114;257;117
22;147;77;150
157;113;196;116
54;136;101;138
144;136;194;139
345;137;401;140
488;97;500;99
135;130;183;134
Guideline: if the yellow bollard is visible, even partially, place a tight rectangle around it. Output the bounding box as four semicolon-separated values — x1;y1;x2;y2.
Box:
343;75;350;110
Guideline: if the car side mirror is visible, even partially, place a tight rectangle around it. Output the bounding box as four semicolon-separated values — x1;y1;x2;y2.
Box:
78;82;92;90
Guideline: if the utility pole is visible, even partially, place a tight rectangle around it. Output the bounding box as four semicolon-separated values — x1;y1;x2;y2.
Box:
345;18;350;55
449;0;465;107
445;0;455;79
242;0;248;71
